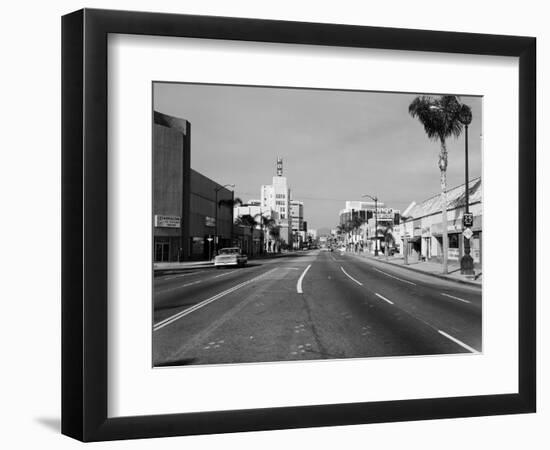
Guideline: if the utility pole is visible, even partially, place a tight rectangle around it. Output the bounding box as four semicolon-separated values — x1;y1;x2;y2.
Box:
458;104;474;275
362;194;379;256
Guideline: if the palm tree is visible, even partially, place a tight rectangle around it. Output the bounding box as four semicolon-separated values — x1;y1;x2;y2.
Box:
380;225;395;260
257;215;278;252
349;216;365;251
218;196;242;209
234;214;259;256
336;221;352;249
408;95;470;274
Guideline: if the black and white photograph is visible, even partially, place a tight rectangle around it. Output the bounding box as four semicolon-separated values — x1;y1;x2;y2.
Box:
152;83;483;367
1;0;543;448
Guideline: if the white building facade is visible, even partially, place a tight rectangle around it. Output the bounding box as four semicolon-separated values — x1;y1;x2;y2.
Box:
260;157;291;245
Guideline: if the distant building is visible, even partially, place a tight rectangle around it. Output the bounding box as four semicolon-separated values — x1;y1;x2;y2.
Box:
339;200;383;225
290;200;304;231
261;157;291;244
234;203;278;221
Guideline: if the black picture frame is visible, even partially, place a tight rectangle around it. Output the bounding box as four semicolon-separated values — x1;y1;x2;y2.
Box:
62;8;536;442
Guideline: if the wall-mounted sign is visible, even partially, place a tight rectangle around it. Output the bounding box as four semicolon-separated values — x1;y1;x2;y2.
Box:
205;216;216;227
448;248;460;260
154;215;180;228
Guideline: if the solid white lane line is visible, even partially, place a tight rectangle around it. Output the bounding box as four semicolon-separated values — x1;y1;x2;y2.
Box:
297;264;312;294
375;293;394;305
374;268;416;285
441;293;471;304
340;267;363;286
154;268;278;331
214;270;238;278
438;330;479;353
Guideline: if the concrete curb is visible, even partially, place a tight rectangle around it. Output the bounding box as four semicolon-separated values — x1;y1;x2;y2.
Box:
355;255;482;288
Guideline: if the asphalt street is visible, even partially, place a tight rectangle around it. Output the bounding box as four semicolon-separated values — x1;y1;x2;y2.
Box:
152;250;482;366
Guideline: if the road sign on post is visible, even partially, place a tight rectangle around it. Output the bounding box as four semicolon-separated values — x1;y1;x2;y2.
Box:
462;213;474;228
463;228;473;240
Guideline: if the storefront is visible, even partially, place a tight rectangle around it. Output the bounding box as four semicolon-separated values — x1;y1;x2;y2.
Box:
397;178;483;266
431;218;482;263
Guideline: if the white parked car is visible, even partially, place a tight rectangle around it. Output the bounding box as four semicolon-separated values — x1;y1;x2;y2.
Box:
214;247;248;268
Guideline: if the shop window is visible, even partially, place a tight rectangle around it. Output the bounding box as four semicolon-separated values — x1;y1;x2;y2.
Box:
448;233;459;249
191;237;204;256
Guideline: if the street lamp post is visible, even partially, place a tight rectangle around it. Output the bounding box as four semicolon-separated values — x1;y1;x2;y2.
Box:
214;183;235;255
458;105;474;275
362;194;379;256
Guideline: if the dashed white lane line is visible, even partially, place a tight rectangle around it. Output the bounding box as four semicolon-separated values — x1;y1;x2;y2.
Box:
441;293;471;304
375;293;394;305
157;280;202;294
374;268;416;285
438;330;479;353
340;267;363;286
214;270;237;278
164;270;205;280
154;268;278;331
297;264;312;294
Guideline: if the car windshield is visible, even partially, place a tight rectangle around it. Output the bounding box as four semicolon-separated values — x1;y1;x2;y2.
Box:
218;248;240;255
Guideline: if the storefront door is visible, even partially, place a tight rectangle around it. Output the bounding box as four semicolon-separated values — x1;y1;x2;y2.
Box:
155;239;170;262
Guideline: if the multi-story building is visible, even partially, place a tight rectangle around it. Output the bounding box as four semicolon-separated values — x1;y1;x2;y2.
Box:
261;157;291;245
290;200;304;232
289;200;305;249
339;200;383;225
153;111;234;262
234;204;278;221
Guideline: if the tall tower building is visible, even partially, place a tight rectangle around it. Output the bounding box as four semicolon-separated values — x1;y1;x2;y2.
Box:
261;157;291;244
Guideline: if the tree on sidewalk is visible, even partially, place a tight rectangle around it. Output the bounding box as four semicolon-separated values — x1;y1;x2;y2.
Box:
234;214;259;256
380;225;395;260
408;95;470;274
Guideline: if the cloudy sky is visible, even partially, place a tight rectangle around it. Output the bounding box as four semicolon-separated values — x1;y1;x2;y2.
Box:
154;83;482;231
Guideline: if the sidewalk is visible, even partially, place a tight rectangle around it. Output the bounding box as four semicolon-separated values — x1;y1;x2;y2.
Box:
354;252;482;287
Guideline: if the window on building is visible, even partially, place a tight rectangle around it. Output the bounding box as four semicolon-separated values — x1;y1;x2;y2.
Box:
449;233;459;249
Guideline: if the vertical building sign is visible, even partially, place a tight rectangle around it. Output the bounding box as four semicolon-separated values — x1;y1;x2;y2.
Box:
276;157;283;176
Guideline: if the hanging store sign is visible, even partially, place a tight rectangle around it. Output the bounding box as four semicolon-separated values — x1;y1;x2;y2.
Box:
154;215;180;228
